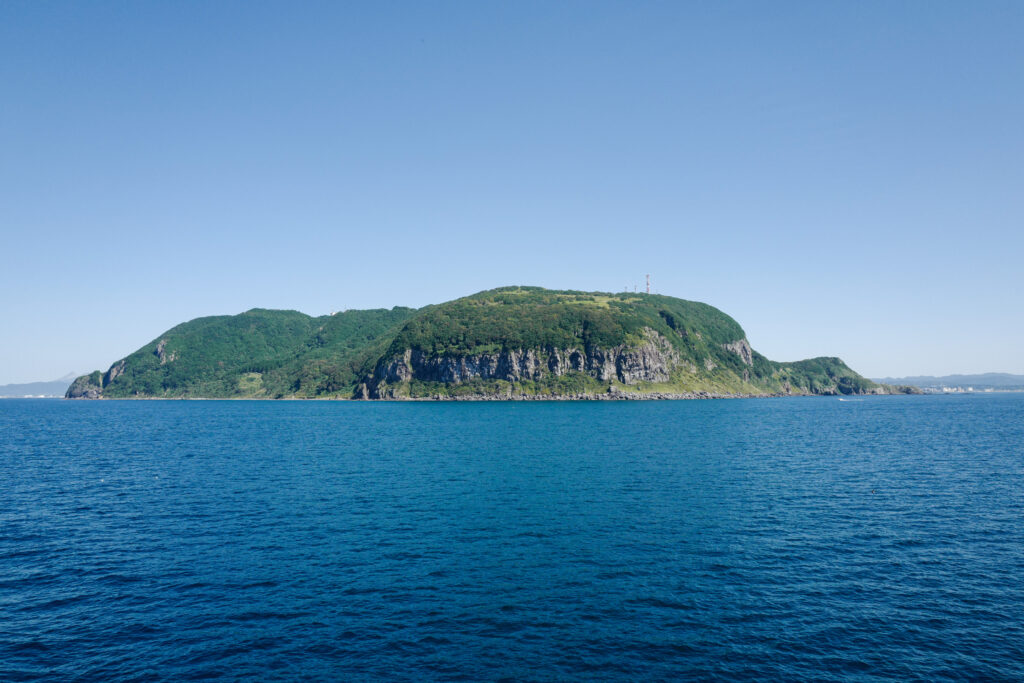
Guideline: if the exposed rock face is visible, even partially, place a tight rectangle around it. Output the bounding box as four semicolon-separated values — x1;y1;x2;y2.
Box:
65;359;129;399
66;374;103;399
107;360;126;381
155;340;177;365
367;327;680;398
723;339;754;366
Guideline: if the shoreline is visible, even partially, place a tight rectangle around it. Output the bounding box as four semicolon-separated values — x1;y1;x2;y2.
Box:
62;390;914;402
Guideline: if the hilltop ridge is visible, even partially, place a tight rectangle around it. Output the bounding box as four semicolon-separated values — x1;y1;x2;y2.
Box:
67;287;907;400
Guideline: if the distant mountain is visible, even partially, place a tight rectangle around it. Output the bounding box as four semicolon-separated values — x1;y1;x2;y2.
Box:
872;373;1024;390
0;373;77;398
67;287;913;400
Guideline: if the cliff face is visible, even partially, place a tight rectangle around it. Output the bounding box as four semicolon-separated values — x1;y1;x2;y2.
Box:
365;327;683;398
64;360;128;399
66;372;105;399
722;339;753;366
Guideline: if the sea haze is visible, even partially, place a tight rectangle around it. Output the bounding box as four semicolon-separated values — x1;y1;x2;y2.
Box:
0;375;76;398
2;395;1023;679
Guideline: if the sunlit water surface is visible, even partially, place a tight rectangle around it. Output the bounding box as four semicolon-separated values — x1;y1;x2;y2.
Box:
2;395;1023;680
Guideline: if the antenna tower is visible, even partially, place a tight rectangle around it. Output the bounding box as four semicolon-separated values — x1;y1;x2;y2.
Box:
646;274;650;294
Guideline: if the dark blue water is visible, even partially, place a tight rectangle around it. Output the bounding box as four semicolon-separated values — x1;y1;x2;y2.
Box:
2;395;1023;680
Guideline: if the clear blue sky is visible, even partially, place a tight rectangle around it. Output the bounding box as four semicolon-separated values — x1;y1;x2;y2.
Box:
2;1;1022;384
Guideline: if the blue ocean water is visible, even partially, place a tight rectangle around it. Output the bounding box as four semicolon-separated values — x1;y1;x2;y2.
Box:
1;395;1023;681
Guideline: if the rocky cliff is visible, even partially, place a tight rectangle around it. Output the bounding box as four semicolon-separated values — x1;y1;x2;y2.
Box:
66;371;105;399
365;327;682;398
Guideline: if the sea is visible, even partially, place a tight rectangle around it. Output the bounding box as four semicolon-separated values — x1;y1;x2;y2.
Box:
2;394;1023;681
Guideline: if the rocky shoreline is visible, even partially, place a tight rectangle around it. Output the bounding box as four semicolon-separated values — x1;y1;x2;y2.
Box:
376;390;782;401
66;390;816;401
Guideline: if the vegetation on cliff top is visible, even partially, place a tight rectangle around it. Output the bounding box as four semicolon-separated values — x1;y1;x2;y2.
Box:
386;287;745;356
68;286;900;399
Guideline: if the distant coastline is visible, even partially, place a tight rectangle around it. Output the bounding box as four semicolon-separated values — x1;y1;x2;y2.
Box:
0;375;75;399
59;391;820;402
872;373;1024;393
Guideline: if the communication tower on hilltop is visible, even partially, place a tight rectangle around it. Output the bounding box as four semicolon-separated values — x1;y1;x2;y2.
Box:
646;274;650;294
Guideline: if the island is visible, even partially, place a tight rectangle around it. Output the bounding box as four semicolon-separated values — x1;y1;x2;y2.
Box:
67;287;913;400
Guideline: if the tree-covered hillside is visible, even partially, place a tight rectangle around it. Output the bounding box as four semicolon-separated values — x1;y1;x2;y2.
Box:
384;287;745;357
69;307;416;398
68;287;900;400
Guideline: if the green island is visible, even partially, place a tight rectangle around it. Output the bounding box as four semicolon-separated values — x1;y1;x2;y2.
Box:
67;287;915;400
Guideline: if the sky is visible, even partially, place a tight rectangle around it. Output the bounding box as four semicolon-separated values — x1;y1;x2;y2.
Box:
1;1;1022;384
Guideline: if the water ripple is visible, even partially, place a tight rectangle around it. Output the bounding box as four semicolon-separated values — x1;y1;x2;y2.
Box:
1;395;1023;680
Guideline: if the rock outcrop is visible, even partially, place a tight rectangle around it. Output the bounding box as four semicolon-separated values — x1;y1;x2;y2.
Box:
66;373;104;399
107;360;126;381
154;339;177;365
65;360;128;399
722;338;754;366
367;327;680;399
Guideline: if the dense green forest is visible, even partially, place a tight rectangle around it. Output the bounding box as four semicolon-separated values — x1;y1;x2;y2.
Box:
68;287;905;399
385;287;745;356
68;307;415;398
